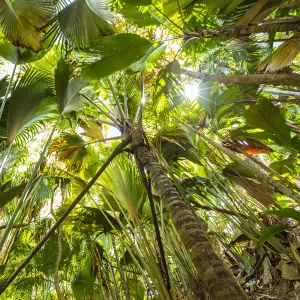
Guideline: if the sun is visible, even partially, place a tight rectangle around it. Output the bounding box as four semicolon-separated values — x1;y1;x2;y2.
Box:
183;82;199;100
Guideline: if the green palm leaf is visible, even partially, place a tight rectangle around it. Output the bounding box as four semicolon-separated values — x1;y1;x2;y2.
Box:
57;0;114;48
0;0;55;52
0;182;26;209
131;42;167;72
7;68;57;145
123;0;151;5
120;4;159;27
55;60;87;113
83;33;152;79
244;98;292;148
163;0;194;17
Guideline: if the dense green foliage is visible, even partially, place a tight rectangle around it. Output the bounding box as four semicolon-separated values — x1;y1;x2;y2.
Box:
0;0;300;299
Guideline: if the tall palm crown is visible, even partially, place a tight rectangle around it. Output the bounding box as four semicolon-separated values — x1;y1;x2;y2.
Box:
0;0;300;299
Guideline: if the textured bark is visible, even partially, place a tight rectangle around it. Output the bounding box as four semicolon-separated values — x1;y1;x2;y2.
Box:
189;19;300;38
133;131;248;300
182;69;300;86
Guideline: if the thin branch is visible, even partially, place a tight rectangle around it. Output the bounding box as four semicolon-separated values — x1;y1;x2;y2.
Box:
151;3;184;32
134;73;145;125
107;77;126;121
0;55;18;120
134;148;171;292
50;185;65;299
0;224;30;230
0;137;131;295
81;94;120;126
190;199;248;218
235;98;300;105
82;136;122;147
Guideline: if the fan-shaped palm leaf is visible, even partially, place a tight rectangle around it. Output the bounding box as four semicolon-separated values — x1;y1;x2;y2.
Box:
57;0;114;48
83;33;152;79
100;157;147;221
7;68;57;145
258;39;300;73
49;133;90;171
0;24;57;65
0;0;55;52
120;3;159;28
55;59;87;113
203;0;244;14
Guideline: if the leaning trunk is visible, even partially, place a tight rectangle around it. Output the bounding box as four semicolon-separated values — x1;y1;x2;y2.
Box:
189;19;300;38
181;69;300;86
133;131;248;300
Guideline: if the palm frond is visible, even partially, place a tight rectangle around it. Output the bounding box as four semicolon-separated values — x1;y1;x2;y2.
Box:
7;68;56;145
203;0;245;14
57;0;114;48
55;59;87;113
131;42;167;73
0;0;55;52
258;39;300;73
83;34;152;80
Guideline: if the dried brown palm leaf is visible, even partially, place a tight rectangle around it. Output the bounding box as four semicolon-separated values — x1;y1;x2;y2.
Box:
224;174;275;207
258;39;300;73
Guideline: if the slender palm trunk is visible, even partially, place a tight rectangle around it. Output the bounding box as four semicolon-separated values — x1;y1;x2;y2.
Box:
132;130;248;300
181;69;300;86
188;19;300;38
54;228;66;300
263;88;300;97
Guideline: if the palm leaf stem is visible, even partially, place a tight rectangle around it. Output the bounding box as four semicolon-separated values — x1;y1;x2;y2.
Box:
80;94;119;125
0;144;12;179
134;73;145;125
107;77;126;121
82;136;121;147
123;76;128;118
84;117;117;127
134;150;171;293
0;60;18;120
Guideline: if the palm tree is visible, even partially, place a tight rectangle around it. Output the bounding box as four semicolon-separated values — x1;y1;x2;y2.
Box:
0;0;300;299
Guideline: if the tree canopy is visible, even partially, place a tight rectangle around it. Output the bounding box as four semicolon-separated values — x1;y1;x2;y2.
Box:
0;0;300;299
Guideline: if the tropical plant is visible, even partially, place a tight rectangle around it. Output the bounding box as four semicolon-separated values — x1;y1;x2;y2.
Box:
0;0;300;299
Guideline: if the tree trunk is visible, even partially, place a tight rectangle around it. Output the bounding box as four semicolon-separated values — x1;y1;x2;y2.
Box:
132;130;248;300
188;19;300;38
54;228;66;300
181;69;300;86
263;88;300;97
